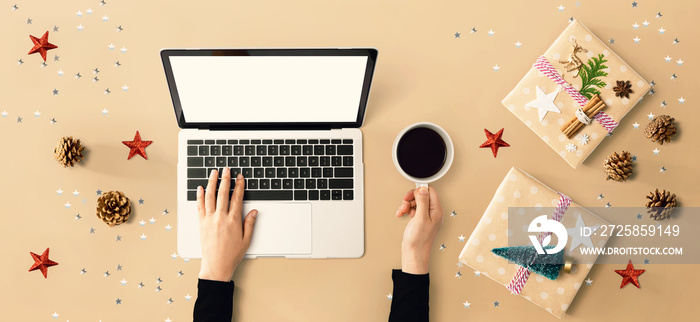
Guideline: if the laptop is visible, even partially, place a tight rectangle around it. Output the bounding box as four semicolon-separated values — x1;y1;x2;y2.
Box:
160;48;378;259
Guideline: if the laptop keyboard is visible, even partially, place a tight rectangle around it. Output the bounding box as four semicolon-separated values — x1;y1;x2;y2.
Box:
186;139;355;201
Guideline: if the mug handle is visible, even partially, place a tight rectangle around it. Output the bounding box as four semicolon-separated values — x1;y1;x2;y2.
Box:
415;182;429;188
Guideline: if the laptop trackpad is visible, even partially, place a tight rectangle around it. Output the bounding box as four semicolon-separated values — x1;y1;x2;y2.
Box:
243;202;312;256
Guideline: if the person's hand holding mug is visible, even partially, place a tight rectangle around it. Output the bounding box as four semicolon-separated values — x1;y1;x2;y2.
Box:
391;122;451;274
395;186;444;274
197;168;259;282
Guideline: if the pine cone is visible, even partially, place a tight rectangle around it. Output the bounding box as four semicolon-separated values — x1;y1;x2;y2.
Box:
603;151;633;182
96;191;132;227
644;115;677;145
645;189;677;220
613;80;633;99
53;136;85;167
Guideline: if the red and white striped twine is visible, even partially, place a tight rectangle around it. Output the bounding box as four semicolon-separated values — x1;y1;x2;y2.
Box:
506;193;571;295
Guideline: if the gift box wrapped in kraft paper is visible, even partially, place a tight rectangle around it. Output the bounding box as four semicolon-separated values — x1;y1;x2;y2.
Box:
502;19;650;168
458;167;610;319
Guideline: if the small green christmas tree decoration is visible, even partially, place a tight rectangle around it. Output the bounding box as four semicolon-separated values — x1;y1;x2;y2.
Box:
491;245;564;280
577;53;608;99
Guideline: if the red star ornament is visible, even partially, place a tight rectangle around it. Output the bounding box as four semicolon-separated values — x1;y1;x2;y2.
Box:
479;128;510;158
28;248;58;278
615;260;645;289
122;131;153;160
28;31;58;62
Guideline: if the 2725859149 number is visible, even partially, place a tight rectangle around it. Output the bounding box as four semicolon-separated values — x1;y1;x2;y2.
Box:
590;225;680;237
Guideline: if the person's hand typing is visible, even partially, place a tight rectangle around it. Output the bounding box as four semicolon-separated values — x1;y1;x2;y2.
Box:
395;186;444;274
197;168;258;282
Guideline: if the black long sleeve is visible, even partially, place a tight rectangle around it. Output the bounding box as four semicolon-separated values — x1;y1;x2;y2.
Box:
388;269;430;322
194;279;235;322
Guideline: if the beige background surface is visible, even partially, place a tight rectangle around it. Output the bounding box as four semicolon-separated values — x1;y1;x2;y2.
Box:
1;0;697;321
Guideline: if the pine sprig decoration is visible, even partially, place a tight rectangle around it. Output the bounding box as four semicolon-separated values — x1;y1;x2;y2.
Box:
578;54;608;99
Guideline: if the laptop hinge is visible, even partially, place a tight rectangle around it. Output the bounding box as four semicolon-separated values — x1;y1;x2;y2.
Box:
202;125;337;131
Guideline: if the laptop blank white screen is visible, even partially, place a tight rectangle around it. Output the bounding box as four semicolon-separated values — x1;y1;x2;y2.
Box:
169;56;369;123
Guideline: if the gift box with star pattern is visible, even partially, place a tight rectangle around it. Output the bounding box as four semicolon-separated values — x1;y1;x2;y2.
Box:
501;19;651;168
458;167;610;319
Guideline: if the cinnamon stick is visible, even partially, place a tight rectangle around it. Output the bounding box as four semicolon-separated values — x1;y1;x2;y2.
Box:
588;101;605;117
560;95;601;132
560;95;605;138
563;100;607;138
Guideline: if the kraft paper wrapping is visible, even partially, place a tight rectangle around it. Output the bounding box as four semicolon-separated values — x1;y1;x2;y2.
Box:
458;167;610;319
502;20;651;168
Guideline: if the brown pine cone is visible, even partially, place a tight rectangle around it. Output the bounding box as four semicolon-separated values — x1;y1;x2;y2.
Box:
96;191;132;227
645;189;677;220
603;151;633;182
53;136;85;167
644;115;677;145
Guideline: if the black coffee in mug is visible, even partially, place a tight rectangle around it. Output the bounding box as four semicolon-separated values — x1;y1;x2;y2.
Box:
396;127;447;179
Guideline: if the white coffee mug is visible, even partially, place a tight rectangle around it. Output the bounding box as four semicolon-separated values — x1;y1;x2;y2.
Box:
392;122;454;188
